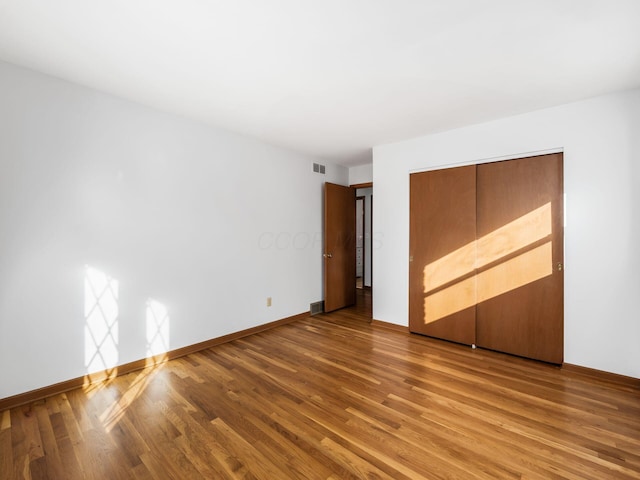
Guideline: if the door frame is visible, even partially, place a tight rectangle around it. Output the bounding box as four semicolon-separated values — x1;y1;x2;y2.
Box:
351;182;373;291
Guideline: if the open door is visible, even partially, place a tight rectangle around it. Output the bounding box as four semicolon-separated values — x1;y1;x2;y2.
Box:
324;182;356;312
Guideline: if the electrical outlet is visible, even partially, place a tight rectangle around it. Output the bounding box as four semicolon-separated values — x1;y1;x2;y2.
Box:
266;297;272;307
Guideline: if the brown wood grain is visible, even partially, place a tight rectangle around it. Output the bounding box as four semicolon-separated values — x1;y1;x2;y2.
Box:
1;290;638;479
324;182;356;312
409;166;477;345
409;154;564;364
476;153;564;363
349;182;373;189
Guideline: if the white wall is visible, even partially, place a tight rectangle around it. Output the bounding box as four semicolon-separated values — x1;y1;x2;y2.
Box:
373;88;640;378
349;163;373;185
0;60;348;399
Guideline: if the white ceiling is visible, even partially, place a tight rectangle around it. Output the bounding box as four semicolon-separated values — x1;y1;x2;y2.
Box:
1;1;639;166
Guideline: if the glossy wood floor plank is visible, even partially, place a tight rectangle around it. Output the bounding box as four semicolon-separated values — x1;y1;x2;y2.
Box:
2;289;640;479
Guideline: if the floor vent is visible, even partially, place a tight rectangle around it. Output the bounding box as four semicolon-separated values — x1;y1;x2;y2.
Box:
310;301;324;315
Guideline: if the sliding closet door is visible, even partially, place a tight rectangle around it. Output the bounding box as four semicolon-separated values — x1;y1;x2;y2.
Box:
475;153;564;364
409;166;477;345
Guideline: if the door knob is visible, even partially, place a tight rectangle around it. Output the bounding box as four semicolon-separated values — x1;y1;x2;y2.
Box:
557;262;563;271
324;253;333;258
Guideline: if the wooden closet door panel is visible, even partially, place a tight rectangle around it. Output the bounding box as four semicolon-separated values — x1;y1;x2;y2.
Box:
476;153;564;364
409;166;477;345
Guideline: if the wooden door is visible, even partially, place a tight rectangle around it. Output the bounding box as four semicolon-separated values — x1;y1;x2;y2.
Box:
324;183;356;312
475;153;564;364
409;166;477;345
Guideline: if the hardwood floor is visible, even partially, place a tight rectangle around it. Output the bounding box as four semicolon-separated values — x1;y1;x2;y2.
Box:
2;290;639;479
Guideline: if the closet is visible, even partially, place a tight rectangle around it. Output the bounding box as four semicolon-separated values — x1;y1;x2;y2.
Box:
409;153;564;364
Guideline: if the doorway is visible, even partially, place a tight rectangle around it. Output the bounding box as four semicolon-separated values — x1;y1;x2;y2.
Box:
356;196;364;289
354;186;373;291
323;182;373;317
354;184;373;320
